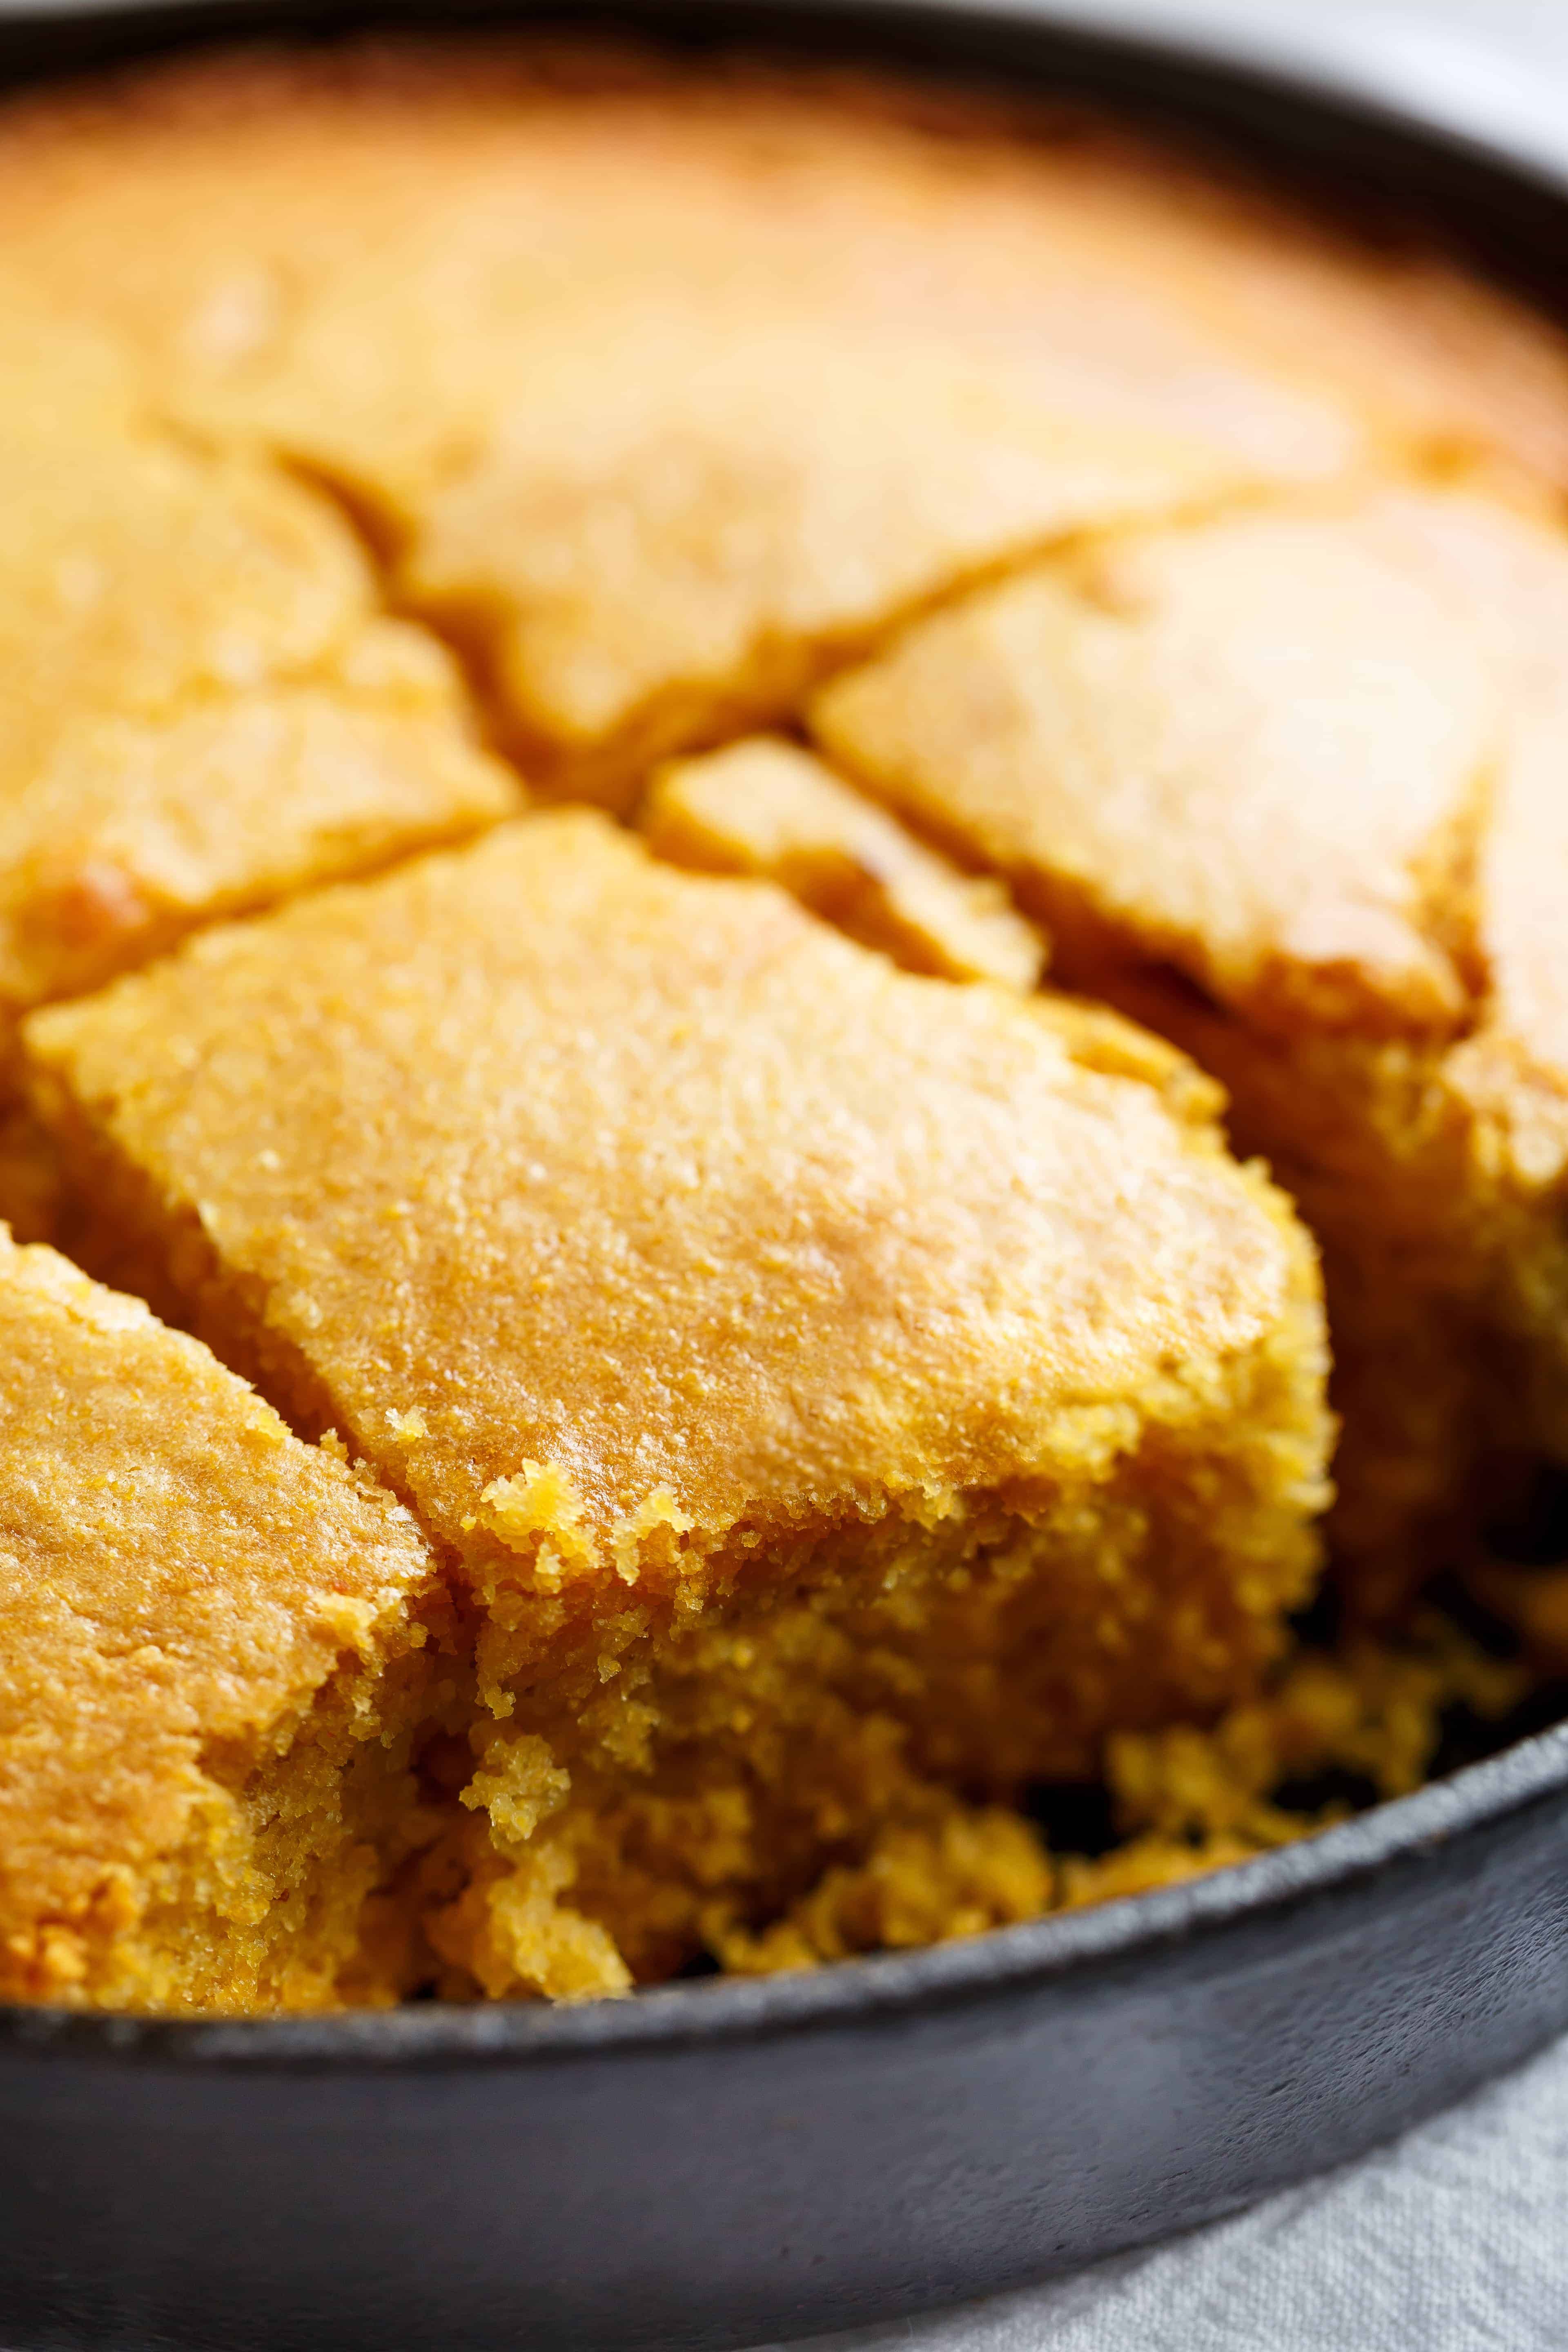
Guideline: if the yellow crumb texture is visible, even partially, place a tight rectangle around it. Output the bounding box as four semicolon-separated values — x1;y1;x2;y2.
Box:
0;1228;436;2012
641;737;1046;989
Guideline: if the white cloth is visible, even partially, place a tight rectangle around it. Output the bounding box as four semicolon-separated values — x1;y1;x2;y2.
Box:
769;2033;1568;2350
764;4;1568;2345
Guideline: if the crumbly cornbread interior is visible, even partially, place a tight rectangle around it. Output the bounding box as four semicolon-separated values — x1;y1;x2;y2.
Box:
0;1230;438;2010
3;40;1568;2012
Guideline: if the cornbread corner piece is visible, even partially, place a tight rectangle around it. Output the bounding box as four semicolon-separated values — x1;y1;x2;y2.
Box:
0;295;519;1105
640;736;1046;989
814;483;1568;1597
0;1227;438;2014
24;810;1331;1995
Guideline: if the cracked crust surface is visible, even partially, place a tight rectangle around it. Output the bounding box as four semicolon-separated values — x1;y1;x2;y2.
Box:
23;810;1314;1587
10;41;1568;793
641;737;1046;989
4;36;1568;2000
19;812;1332;1994
814;485;1568;1591
0;314;518;1032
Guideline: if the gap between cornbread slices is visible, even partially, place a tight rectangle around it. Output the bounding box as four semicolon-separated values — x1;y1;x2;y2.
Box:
11;49;1568;797
812;481;1568;1603
0;47;1399;801
0;1228;446;2013
21;810;1331;1993
0;309;519;1242
639;735;1046;990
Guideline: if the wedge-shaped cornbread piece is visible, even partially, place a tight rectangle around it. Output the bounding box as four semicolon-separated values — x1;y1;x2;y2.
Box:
14;52;1568;792
24;813;1331;1993
815;486;1568;1596
814;494;1494;1032
641;737;1045;989
0;1228;436;2013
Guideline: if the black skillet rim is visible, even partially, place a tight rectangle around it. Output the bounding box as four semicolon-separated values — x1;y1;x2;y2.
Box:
4;0;1568;2074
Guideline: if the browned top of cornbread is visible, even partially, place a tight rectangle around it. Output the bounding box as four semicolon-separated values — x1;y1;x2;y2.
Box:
814;490;1508;1038
1370;492;1568;1102
0;316;518;1018
641;737;1046;989
24;812;1308;1604
0;1229;432;1956
815;482;1568;1138
9;45;1568;788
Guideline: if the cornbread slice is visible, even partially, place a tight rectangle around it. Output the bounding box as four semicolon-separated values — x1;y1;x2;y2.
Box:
0;1228;437;2013
23;812;1330;1993
641;737;1045;989
814;485;1568;1596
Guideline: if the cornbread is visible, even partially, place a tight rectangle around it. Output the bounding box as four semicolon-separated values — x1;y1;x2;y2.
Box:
5;36;1568;2010
0;309;518;1240
13;46;1568;796
812;486;1568;1600
22;812;1330;1993
641;737;1046;987
0;1229;436;2012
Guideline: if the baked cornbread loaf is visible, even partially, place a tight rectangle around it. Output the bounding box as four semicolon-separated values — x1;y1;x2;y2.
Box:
5;35;1568;2009
641;737;1046;988
22;812;1328;1993
0;1229;436;2011
812;486;1568;1600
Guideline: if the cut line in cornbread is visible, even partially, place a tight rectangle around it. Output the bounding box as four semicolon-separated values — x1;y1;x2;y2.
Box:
813;483;1568;1601
0;47;1432;799
640;736;1046;989
0;1227;438;2013
13;52;1568;795
23;810;1332;1993
0;312;519;1240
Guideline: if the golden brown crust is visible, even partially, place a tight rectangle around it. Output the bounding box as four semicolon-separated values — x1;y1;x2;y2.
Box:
0;1229;434;2003
811;479;1568;1590
641;736;1046;989
14;33;1568;1996
23;811;1306;1585
17;38;1568;791
813;490;1501;1038
0;318;518;1028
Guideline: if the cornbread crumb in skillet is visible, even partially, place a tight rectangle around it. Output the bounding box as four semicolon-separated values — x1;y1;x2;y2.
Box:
24;812;1331;1994
0;1229;437;2013
641;737;1046;989
814;485;1568;1601
0;307;518;1240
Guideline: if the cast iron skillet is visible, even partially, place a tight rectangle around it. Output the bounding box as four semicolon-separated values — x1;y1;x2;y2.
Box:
4;5;1568;2347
